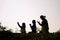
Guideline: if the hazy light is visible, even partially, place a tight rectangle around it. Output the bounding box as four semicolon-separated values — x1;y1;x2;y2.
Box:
0;0;60;33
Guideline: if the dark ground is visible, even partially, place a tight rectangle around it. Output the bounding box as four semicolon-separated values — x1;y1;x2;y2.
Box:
0;31;60;40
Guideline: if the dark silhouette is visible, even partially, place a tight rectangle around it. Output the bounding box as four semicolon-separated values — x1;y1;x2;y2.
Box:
17;22;26;33
0;16;60;40
37;15;49;34
0;22;12;40
29;20;37;33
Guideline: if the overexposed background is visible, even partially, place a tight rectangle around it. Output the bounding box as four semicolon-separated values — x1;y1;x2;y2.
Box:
0;0;60;33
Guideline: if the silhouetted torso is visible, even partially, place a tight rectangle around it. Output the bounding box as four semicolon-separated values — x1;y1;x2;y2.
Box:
41;19;49;33
17;22;26;33
29;20;37;33
37;15;49;34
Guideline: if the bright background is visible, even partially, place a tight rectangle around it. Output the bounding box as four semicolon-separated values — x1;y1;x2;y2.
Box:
0;0;60;33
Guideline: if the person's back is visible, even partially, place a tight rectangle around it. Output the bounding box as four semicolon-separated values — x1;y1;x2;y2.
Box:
37;15;49;34
29;20;37;33
41;18;49;33
17;22;26;33
21;23;26;33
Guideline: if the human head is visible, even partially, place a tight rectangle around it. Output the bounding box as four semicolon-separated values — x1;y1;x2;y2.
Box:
22;23;26;27
32;20;36;24
40;15;46;20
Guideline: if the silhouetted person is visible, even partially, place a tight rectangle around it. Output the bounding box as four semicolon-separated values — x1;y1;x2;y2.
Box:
17;22;26;33
29;20;37;33
37;15;49;34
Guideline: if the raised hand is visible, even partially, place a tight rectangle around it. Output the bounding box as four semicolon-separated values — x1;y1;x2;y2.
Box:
17;22;21;28
37;21;40;24
37;21;42;26
17;22;19;24
29;24;31;26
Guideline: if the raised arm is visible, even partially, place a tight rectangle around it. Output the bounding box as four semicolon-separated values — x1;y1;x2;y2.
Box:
37;21;42;26
29;24;31;27
29;24;32;29
17;22;22;28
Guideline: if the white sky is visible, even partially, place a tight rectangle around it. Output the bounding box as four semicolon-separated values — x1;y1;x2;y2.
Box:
0;0;60;33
